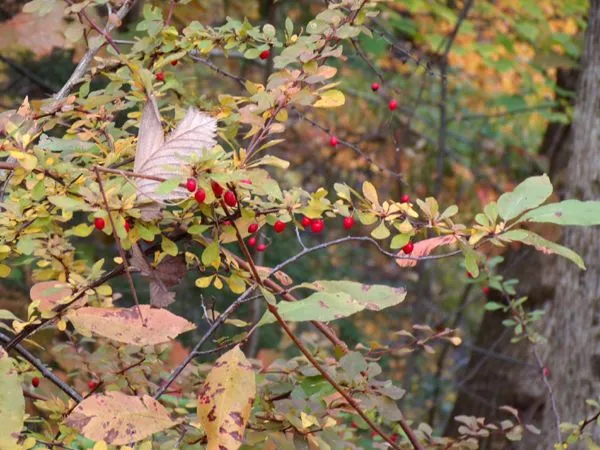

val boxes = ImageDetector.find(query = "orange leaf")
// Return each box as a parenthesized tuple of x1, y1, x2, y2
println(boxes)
(66, 305, 194, 345)
(396, 235, 458, 267)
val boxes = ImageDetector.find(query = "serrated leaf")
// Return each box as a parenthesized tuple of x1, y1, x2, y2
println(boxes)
(197, 346, 256, 450)
(0, 348, 24, 449)
(499, 229, 585, 269)
(497, 174, 552, 221)
(65, 392, 178, 445)
(519, 200, 600, 225)
(259, 281, 406, 325)
(134, 96, 217, 206)
(66, 305, 194, 345)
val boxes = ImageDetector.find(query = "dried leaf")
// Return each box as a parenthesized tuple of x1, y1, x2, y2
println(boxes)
(0, 348, 24, 449)
(134, 96, 217, 206)
(66, 305, 194, 345)
(65, 391, 177, 445)
(255, 266, 293, 286)
(197, 346, 256, 450)
(396, 235, 457, 267)
(130, 244, 184, 307)
(30, 281, 72, 313)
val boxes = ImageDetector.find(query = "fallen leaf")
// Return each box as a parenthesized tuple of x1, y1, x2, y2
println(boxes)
(134, 96, 217, 207)
(198, 346, 256, 450)
(66, 305, 194, 345)
(396, 235, 457, 267)
(65, 391, 177, 445)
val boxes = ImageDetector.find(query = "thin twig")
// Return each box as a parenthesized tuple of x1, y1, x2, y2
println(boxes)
(94, 167, 144, 323)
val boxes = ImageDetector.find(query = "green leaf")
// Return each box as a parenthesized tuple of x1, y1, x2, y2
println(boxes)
(484, 302, 505, 311)
(155, 178, 182, 196)
(371, 221, 390, 239)
(258, 281, 406, 325)
(499, 229, 585, 269)
(519, 200, 600, 226)
(0, 348, 25, 449)
(71, 223, 94, 237)
(340, 351, 367, 379)
(202, 242, 220, 269)
(464, 250, 479, 278)
(161, 236, 178, 256)
(497, 174, 552, 221)
(48, 195, 88, 212)
(390, 233, 410, 250)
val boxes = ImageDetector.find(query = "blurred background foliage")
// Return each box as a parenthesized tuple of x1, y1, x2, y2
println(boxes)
(0, 0, 588, 435)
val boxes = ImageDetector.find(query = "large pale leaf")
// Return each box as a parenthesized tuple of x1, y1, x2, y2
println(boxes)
(497, 174, 553, 221)
(30, 280, 75, 313)
(0, 348, 24, 449)
(396, 235, 457, 267)
(66, 305, 194, 345)
(519, 200, 600, 226)
(499, 229, 585, 269)
(197, 346, 256, 450)
(65, 391, 177, 445)
(134, 96, 217, 203)
(259, 281, 406, 325)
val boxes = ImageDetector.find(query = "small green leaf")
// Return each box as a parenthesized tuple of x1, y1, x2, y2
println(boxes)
(155, 178, 182, 196)
(71, 223, 94, 237)
(48, 195, 88, 212)
(371, 221, 390, 239)
(390, 234, 410, 249)
(484, 302, 504, 311)
(497, 174, 552, 221)
(201, 242, 220, 269)
(313, 89, 345, 108)
(161, 237, 178, 256)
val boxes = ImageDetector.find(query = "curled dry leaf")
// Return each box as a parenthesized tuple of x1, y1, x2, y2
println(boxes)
(133, 96, 217, 211)
(0, 348, 25, 449)
(255, 265, 293, 286)
(198, 345, 256, 450)
(65, 391, 177, 445)
(130, 244, 185, 307)
(66, 305, 194, 345)
(396, 235, 458, 268)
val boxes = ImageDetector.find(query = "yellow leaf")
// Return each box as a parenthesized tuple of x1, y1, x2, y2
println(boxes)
(301, 412, 319, 429)
(9, 151, 37, 171)
(0, 264, 11, 278)
(66, 392, 178, 445)
(93, 441, 108, 450)
(198, 346, 256, 450)
(313, 89, 345, 108)
(362, 181, 379, 207)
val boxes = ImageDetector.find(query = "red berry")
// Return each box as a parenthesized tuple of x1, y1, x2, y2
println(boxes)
(223, 190, 237, 207)
(400, 194, 410, 203)
(32, 376, 40, 388)
(371, 82, 380, 91)
(256, 243, 267, 252)
(248, 237, 257, 247)
(483, 286, 490, 295)
(402, 241, 414, 254)
(301, 216, 312, 227)
(248, 223, 258, 233)
(542, 367, 551, 378)
(211, 181, 224, 197)
(241, 179, 252, 185)
(388, 99, 398, 111)
(343, 216, 355, 230)
(223, 220, 232, 226)
(170, 60, 178, 66)
(156, 72, 165, 82)
(273, 220, 286, 233)
(186, 178, 197, 192)
(88, 380, 97, 390)
(329, 135, 338, 148)
(350, 422, 358, 429)
(94, 217, 105, 230)
(310, 219, 324, 233)
(194, 188, 206, 203)
(124, 221, 131, 232)
(467, 271, 473, 279)
(259, 49, 270, 60)
(391, 434, 398, 443)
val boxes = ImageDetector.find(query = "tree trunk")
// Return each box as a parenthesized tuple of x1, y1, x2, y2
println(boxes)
(445, 2, 600, 448)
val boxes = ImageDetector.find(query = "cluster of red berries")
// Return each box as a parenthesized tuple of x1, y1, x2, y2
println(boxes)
(185, 178, 238, 208)
(246, 221, 266, 252)
(93, 217, 132, 232)
(370, 81, 397, 111)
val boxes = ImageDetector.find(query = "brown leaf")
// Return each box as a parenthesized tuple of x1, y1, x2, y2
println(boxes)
(66, 305, 194, 345)
(30, 281, 71, 313)
(255, 266, 293, 286)
(130, 244, 185, 307)
(198, 346, 256, 450)
(0, 6, 66, 57)
(65, 391, 177, 445)
(133, 96, 217, 206)
(396, 235, 458, 267)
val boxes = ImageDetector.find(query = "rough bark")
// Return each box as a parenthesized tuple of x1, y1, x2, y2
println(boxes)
(444, 2, 600, 448)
